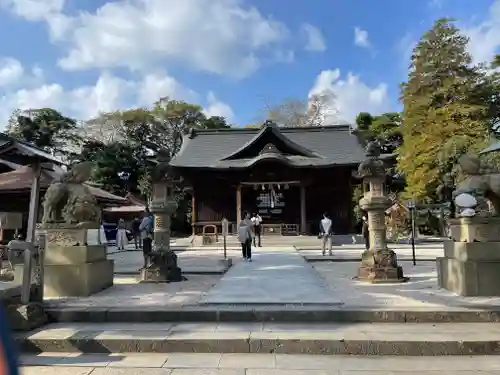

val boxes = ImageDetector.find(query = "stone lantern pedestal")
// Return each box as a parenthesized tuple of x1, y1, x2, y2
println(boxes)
(355, 142, 407, 283)
(140, 178, 184, 283)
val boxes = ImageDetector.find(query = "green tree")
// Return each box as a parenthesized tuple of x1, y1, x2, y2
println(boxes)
(7, 108, 82, 155)
(355, 112, 373, 131)
(398, 18, 493, 201)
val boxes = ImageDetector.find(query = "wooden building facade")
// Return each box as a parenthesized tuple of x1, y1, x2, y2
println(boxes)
(170, 121, 368, 235)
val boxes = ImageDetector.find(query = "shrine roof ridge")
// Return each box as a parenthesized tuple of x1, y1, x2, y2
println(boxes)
(189, 124, 354, 136)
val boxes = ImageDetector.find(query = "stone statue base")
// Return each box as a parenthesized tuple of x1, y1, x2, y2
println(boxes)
(437, 218, 500, 296)
(6, 302, 47, 331)
(40, 223, 114, 297)
(356, 249, 408, 283)
(140, 250, 186, 283)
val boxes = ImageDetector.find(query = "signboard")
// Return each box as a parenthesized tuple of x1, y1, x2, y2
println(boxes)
(221, 218, 229, 237)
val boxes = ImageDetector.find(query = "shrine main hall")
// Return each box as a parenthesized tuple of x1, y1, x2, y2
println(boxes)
(170, 121, 369, 236)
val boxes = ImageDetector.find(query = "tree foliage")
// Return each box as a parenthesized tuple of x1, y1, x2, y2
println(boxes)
(6, 108, 82, 156)
(73, 98, 231, 198)
(397, 18, 494, 201)
(263, 92, 339, 127)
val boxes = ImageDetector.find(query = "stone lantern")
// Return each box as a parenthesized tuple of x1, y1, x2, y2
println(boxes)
(356, 141, 407, 283)
(140, 154, 184, 283)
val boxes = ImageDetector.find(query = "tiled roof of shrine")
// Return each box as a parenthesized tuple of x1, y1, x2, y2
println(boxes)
(170, 122, 369, 169)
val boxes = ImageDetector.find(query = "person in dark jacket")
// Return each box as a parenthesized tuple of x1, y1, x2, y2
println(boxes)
(0, 306, 19, 375)
(362, 216, 370, 250)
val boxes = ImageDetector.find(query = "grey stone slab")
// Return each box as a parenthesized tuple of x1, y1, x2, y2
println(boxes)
(91, 369, 172, 375)
(200, 247, 340, 305)
(107, 354, 169, 368)
(218, 353, 275, 369)
(163, 353, 221, 368)
(55, 354, 123, 367)
(21, 367, 95, 375)
(247, 371, 329, 375)
(20, 353, 70, 366)
(170, 370, 244, 375)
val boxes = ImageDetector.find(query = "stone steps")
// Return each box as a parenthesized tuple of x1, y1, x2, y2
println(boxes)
(16, 322, 500, 356)
(44, 306, 500, 323)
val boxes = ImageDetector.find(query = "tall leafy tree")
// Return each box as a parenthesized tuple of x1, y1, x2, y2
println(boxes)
(398, 18, 493, 200)
(7, 108, 82, 156)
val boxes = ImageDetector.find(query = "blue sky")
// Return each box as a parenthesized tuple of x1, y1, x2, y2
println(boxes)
(0, 0, 497, 128)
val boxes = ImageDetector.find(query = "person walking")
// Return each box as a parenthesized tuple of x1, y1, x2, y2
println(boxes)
(139, 208, 154, 267)
(251, 212, 262, 247)
(116, 218, 128, 250)
(238, 212, 253, 262)
(362, 215, 370, 250)
(319, 213, 333, 256)
(132, 217, 141, 250)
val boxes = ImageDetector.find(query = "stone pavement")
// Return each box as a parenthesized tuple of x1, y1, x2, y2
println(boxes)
(108, 248, 239, 275)
(300, 243, 444, 261)
(19, 353, 500, 374)
(200, 247, 340, 305)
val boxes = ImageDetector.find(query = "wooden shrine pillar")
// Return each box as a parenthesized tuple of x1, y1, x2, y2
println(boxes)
(300, 185, 306, 234)
(236, 184, 242, 230)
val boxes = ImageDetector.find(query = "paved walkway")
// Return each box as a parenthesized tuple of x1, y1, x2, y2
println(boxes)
(20, 353, 500, 374)
(200, 247, 340, 305)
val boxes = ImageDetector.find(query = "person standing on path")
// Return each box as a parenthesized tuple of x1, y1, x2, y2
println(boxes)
(251, 212, 262, 247)
(139, 208, 154, 267)
(362, 215, 370, 250)
(319, 213, 333, 256)
(238, 212, 253, 262)
(116, 218, 128, 250)
(132, 217, 141, 250)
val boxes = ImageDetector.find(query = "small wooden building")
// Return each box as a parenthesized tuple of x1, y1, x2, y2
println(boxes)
(170, 121, 368, 235)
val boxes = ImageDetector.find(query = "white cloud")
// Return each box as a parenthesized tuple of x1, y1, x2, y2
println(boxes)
(204, 92, 235, 121)
(15, 0, 291, 78)
(0, 62, 233, 126)
(300, 23, 326, 52)
(464, 0, 500, 65)
(309, 69, 390, 124)
(354, 27, 370, 48)
(0, 0, 64, 20)
(0, 58, 23, 86)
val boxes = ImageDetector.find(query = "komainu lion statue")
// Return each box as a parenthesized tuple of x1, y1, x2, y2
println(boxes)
(42, 162, 101, 225)
(453, 155, 500, 216)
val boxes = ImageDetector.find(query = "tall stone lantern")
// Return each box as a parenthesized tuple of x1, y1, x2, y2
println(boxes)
(140, 154, 184, 283)
(356, 142, 407, 283)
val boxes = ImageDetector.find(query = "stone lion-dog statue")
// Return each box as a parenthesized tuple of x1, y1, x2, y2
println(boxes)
(41, 162, 101, 225)
(453, 155, 500, 216)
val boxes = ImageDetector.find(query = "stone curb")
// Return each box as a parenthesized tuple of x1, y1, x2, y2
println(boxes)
(15, 335, 500, 356)
(44, 308, 500, 323)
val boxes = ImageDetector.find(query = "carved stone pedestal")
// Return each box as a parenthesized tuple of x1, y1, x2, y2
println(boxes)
(357, 249, 407, 283)
(42, 223, 114, 297)
(140, 251, 185, 283)
(437, 217, 500, 296)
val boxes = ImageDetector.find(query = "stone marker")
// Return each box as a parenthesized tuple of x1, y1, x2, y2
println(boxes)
(354, 141, 407, 283)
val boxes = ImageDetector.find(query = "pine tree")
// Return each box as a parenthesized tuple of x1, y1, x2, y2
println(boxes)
(398, 18, 493, 200)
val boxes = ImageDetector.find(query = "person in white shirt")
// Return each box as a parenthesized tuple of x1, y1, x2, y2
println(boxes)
(238, 212, 254, 261)
(319, 213, 333, 256)
(251, 212, 262, 247)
